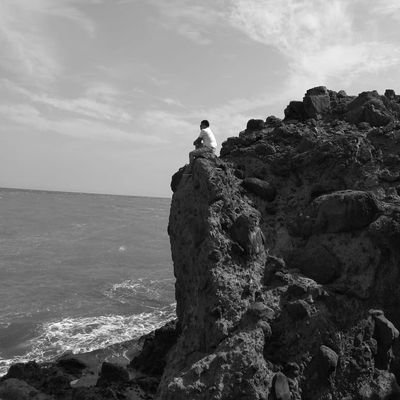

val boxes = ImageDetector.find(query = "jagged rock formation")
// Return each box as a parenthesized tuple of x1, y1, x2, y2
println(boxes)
(161, 87, 400, 399)
(2, 87, 400, 400)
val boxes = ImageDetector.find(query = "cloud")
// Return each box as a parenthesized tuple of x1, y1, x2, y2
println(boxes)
(146, 0, 225, 45)
(30, 94, 133, 123)
(0, 103, 164, 145)
(2, 79, 133, 123)
(372, 0, 400, 15)
(17, 0, 97, 35)
(162, 98, 184, 107)
(228, 0, 400, 84)
(0, 0, 97, 83)
(0, 4, 60, 82)
(230, 0, 353, 51)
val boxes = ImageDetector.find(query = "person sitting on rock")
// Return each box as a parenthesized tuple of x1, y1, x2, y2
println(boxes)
(189, 120, 217, 163)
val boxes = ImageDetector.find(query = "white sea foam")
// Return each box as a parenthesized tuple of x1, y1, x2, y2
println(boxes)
(0, 304, 176, 376)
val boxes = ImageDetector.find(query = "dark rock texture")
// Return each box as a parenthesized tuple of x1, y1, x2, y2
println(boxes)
(0, 344, 151, 399)
(247, 119, 266, 132)
(284, 86, 400, 127)
(242, 177, 277, 201)
(161, 87, 400, 399)
(130, 319, 179, 377)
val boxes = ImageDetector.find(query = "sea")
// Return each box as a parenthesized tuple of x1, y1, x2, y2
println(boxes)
(0, 188, 175, 376)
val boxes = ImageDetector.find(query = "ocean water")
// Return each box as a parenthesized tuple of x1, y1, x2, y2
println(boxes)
(0, 188, 175, 375)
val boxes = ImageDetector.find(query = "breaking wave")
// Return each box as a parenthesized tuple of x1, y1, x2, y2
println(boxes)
(0, 303, 176, 376)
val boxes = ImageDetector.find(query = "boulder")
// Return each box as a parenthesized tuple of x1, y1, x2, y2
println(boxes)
(312, 190, 379, 234)
(242, 177, 277, 201)
(303, 86, 331, 119)
(284, 101, 306, 121)
(270, 372, 291, 400)
(384, 89, 396, 100)
(265, 115, 282, 127)
(317, 345, 339, 380)
(246, 119, 265, 131)
(306, 86, 329, 96)
(363, 100, 393, 126)
(345, 91, 393, 126)
(370, 310, 399, 370)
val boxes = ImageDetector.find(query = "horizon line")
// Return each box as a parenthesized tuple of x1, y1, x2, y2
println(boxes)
(0, 186, 171, 200)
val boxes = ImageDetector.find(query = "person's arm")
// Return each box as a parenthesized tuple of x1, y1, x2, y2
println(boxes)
(193, 137, 202, 146)
(193, 131, 204, 147)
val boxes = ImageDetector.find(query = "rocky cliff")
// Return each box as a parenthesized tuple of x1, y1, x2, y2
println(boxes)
(161, 87, 400, 399)
(2, 87, 400, 400)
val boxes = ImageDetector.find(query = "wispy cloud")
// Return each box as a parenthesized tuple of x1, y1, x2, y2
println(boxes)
(372, 0, 400, 15)
(0, 103, 164, 145)
(162, 98, 184, 107)
(0, 3, 60, 82)
(29, 93, 133, 123)
(2, 79, 133, 123)
(146, 0, 225, 45)
(0, 0, 96, 83)
(230, 0, 351, 52)
(228, 0, 400, 84)
(19, 0, 97, 35)
(0, 78, 158, 144)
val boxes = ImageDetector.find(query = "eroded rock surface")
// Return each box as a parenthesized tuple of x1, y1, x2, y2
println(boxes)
(160, 87, 400, 399)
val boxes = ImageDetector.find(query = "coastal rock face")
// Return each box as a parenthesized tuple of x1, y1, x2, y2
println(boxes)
(160, 87, 400, 399)
(162, 157, 270, 399)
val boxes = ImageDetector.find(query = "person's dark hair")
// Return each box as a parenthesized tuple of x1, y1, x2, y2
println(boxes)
(200, 120, 210, 127)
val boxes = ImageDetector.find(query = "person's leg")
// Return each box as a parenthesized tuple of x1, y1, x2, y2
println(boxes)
(189, 145, 206, 163)
(189, 146, 216, 163)
(189, 149, 197, 163)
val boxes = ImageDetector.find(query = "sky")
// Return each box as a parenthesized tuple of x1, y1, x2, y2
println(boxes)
(1, 0, 400, 198)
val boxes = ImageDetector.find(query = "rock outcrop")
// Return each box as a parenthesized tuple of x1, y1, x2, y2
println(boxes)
(161, 87, 400, 399)
(3, 87, 400, 399)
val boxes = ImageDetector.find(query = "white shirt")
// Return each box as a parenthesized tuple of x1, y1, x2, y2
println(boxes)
(199, 127, 217, 149)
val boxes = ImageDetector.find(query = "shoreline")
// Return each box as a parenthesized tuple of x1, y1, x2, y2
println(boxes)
(0, 327, 162, 399)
